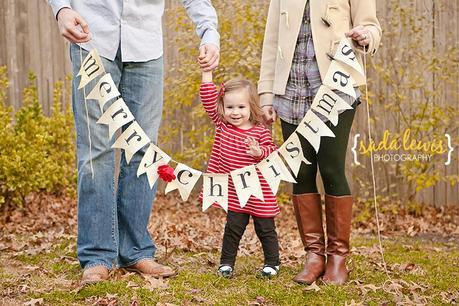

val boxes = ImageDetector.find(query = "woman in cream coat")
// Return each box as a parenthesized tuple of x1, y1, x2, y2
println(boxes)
(259, 0, 381, 285)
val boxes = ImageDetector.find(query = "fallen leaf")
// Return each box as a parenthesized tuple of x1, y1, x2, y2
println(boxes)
(24, 298, 44, 306)
(304, 282, 321, 292)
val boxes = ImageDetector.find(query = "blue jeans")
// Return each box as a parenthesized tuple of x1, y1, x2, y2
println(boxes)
(70, 44, 164, 270)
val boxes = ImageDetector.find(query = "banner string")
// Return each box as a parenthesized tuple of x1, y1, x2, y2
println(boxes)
(363, 47, 389, 277)
(79, 45, 95, 178)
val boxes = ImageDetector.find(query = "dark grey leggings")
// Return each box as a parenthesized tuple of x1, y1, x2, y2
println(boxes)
(280, 107, 356, 196)
(220, 211, 280, 267)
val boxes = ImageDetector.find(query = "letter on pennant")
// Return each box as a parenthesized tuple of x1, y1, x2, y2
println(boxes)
(333, 38, 364, 76)
(112, 121, 150, 164)
(137, 143, 171, 188)
(257, 151, 296, 195)
(165, 163, 202, 201)
(323, 60, 357, 99)
(202, 174, 228, 212)
(278, 133, 311, 177)
(296, 110, 335, 153)
(97, 98, 135, 139)
(310, 86, 353, 126)
(78, 49, 105, 89)
(230, 165, 264, 208)
(87, 73, 121, 112)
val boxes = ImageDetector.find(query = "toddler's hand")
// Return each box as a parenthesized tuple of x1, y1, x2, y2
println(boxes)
(245, 137, 262, 158)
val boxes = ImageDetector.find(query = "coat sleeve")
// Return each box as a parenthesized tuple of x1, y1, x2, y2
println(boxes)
(258, 0, 280, 95)
(350, 0, 382, 55)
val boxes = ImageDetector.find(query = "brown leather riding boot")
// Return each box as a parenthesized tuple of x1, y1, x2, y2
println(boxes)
(323, 194, 353, 285)
(292, 193, 326, 284)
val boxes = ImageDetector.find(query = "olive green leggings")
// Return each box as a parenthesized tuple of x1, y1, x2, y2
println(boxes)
(281, 107, 356, 196)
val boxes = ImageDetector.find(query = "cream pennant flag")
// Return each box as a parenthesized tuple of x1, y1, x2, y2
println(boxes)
(334, 38, 364, 76)
(296, 110, 335, 153)
(87, 73, 120, 112)
(202, 173, 228, 212)
(78, 49, 105, 89)
(310, 86, 353, 126)
(165, 163, 202, 201)
(278, 132, 311, 177)
(323, 60, 357, 99)
(257, 151, 296, 195)
(112, 121, 150, 164)
(230, 164, 264, 208)
(97, 98, 135, 139)
(137, 143, 171, 189)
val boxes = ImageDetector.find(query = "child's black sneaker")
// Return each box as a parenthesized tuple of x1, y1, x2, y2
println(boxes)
(217, 265, 233, 278)
(257, 265, 279, 279)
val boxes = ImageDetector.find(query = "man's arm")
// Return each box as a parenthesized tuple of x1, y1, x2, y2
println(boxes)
(181, 0, 220, 71)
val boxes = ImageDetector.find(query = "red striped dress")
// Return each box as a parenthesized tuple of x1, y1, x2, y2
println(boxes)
(200, 82, 280, 218)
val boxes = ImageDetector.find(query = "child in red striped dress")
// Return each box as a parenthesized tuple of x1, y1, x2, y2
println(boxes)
(200, 70, 280, 278)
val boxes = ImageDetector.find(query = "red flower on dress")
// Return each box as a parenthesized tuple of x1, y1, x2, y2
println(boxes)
(157, 164, 176, 182)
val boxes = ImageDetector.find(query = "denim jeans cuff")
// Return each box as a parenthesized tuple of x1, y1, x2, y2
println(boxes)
(83, 262, 113, 271)
(118, 255, 154, 268)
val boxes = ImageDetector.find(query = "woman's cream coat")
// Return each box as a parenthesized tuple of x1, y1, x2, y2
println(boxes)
(258, 0, 382, 103)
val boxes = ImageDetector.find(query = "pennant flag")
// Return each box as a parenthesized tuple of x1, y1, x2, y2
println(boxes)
(97, 98, 135, 139)
(296, 110, 335, 153)
(165, 163, 202, 201)
(87, 73, 121, 112)
(257, 151, 296, 195)
(137, 143, 171, 189)
(310, 86, 353, 126)
(202, 173, 228, 212)
(78, 49, 105, 89)
(278, 132, 311, 177)
(112, 121, 150, 164)
(230, 164, 264, 208)
(323, 60, 357, 99)
(333, 38, 364, 76)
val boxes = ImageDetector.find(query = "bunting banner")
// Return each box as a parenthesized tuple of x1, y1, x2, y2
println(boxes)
(257, 151, 296, 195)
(230, 164, 264, 208)
(87, 73, 121, 112)
(296, 110, 336, 153)
(310, 85, 353, 126)
(97, 98, 135, 139)
(202, 174, 228, 212)
(78, 36, 364, 213)
(165, 163, 202, 201)
(137, 143, 171, 188)
(278, 132, 311, 177)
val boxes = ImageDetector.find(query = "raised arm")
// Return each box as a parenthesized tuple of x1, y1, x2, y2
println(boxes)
(200, 71, 222, 126)
(182, 0, 220, 71)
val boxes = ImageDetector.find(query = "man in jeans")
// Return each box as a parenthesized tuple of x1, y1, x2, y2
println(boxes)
(48, 0, 220, 284)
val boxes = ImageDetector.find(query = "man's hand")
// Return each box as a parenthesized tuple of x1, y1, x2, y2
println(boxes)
(198, 44, 220, 72)
(345, 25, 370, 47)
(57, 8, 91, 44)
(245, 137, 262, 158)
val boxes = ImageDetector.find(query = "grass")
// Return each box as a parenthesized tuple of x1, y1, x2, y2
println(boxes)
(1, 235, 458, 305)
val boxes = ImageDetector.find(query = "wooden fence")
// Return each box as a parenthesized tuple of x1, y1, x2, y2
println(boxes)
(0, 0, 457, 206)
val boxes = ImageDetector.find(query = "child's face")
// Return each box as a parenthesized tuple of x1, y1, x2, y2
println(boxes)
(222, 89, 252, 129)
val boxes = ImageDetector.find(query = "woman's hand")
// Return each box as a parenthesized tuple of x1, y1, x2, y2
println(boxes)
(262, 105, 277, 125)
(245, 137, 262, 158)
(56, 8, 92, 43)
(346, 25, 370, 47)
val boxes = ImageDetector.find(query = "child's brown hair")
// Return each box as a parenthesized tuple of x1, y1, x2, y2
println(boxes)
(216, 79, 263, 125)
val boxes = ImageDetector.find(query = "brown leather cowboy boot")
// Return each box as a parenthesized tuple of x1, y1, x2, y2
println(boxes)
(292, 193, 326, 284)
(323, 194, 353, 285)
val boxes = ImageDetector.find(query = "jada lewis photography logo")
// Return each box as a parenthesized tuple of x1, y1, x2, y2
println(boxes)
(351, 128, 455, 165)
